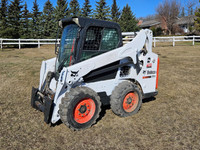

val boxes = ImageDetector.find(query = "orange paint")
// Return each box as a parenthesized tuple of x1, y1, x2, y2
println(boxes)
(156, 58, 159, 89)
(143, 76, 151, 79)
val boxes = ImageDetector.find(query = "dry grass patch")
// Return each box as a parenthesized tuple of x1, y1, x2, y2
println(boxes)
(0, 45, 200, 149)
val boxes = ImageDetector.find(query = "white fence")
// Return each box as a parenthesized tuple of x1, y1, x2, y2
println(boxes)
(122, 34, 200, 47)
(0, 39, 61, 49)
(1, 33, 200, 49)
(153, 36, 200, 47)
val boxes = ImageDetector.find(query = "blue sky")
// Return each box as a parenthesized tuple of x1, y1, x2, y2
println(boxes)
(23, 0, 199, 18)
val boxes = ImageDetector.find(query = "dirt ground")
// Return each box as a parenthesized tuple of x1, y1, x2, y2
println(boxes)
(0, 44, 200, 150)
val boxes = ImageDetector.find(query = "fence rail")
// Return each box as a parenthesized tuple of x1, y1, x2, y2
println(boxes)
(1, 33, 200, 49)
(153, 36, 200, 47)
(0, 39, 61, 49)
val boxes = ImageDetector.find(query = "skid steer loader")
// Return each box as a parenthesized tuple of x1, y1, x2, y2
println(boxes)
(31, 17, 159, 130)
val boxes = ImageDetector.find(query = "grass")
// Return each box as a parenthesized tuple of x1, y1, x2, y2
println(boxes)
(0, 44, 200, 149)
(155, 41, 200, 47)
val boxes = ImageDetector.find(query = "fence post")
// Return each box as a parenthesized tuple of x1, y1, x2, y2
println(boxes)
(173, 36, 175, 47)
(0, 38, 2, 49)
(154, 37, 156, 47)
(19, 38, 21, 49)
(193, 36, 195, 46)
(38, 39, 40, 48)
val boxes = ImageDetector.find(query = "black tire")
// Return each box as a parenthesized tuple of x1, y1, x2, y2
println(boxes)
(59, 87, 101, 130)
(110, 81, 142, 117)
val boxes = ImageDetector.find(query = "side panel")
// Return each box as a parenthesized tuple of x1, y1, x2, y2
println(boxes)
(84, 79, 122, 96)
(135, 53, 158, 94)
(83, 61, 120, 83)
(39, 57, 56, 91)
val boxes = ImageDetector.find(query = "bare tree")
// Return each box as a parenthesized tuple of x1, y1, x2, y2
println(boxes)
(184, 0, 198, 33)
(186, 0, 197, 16)
(156, 0, 180, 35)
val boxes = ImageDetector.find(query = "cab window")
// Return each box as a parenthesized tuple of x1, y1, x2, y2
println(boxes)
(100, 28, 119, 51)
(81, 27, 119, 61)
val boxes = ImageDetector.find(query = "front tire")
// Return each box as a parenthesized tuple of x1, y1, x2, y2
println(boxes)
(110, 81, 142, 117)
(59, 87, 101, 130)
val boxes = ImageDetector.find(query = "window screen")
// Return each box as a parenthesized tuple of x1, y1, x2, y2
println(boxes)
(100, 28, 119, 50)
(81, 27, 119, 61)
(83, 26, 103, 51)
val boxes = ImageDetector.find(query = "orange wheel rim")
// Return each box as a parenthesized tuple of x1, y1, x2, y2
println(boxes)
(123, 92, 139, 112)
(73, 98, 96, 124)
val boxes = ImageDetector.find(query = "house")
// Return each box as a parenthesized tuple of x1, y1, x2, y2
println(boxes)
(176, 15, 196, 33)
(138, 20, 161, 29)
(138, 15, 197, 34)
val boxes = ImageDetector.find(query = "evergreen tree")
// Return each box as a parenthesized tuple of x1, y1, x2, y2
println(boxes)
(0, 0, 8, 37)
(111, 0, 120, 22)
(7, 0, 23, 38)
(54, 0, 68, 38)
(195, 6, 199, 14)
(94, 0, 110, 20)
(21, 2, 30, 38)
(119, 4, 138, 32)
(69, 0, 80, 16)
(195, 0, 200, 32)
(54, 0, 68, 21)
(189, 7, 194, 15)
(31, 0, 42, 38)
(81, 0, 92, 17)
(180, 7, 185, 17)
(42, 0, 54, 38)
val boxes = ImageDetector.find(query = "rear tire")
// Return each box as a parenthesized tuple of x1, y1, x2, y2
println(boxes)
(59, 87, 101, 130)
(110, 81, 142, 117)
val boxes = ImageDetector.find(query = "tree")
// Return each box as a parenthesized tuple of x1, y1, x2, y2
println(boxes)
(31, 0, 42, 38)
(7, 0, 23, 38)
(119, 4, 138, 32)
(180, 7, 185, 17)
(156, 0, 180, 35)
(111, 0, 120, 22)
(21, 2, 30, 38)
(0, 0, 8, 37)
(150, 26, 163, 36)
(54, 0, 68, 21)
(81, 0, 92, 17)
(195, 0, 200, 32)
(94, 0, 110, 20)
(186, 0, 196, 16)
(69, 0, 80, 16)
(42, 0, 55, 38)
(54, 0, 68, 38)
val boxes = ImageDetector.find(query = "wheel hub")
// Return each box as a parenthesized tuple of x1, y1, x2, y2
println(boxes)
(79, 105, 87, 114)
(126, 97, 133, 104)
(123, 92, 139, 112)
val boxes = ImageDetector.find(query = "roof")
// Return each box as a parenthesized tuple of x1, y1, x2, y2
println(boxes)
(139, 20, 160, 28)
(176, 15, 196, 25)
(139, 15, 197, 28)
(59, 16, 121, 30)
